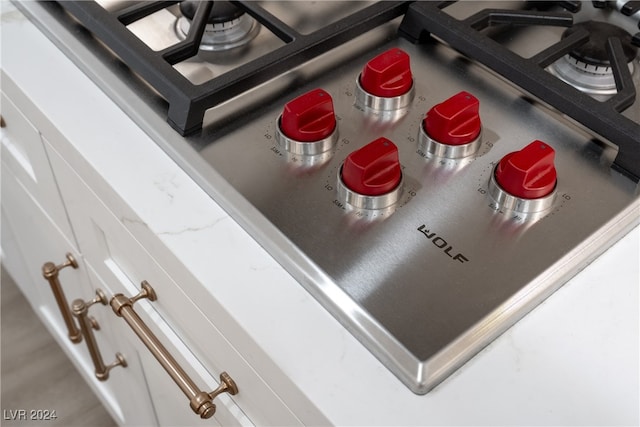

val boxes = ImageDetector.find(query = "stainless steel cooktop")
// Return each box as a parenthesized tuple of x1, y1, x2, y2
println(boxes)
(16, 0, 640, 393)
(199, 36, 639, 392)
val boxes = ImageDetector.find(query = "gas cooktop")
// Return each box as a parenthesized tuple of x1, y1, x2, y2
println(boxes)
(16, 0, 640, 393)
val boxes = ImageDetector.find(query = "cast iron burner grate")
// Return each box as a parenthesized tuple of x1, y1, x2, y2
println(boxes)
(398, 1, 640, 182)
(56, 1, 411, 136)
(56, 1, 639, 181)
(593, 1, 640, 24)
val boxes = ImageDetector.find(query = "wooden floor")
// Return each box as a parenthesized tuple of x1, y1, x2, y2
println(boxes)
(1, 266, 116, 427)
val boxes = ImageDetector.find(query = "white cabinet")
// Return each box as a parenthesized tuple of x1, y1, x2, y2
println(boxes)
(1, 87, 254, 426)
(0, 94, 131, 426)
(0, 92, 90, 338)
(0, 92, 75, 244)
(47, 144, 251, 425)
(1, 90, 79, 309)
(1, 160, 87, 335)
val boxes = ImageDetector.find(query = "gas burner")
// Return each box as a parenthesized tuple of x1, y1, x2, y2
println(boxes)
(175, 1, 259, 51)
(550, 20, 638, 95)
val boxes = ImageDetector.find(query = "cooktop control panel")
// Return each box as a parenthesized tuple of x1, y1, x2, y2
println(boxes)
(201, 37, 638, 393)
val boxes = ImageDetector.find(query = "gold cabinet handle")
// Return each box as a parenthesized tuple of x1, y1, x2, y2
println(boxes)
(42, 253, 82, 343)
(110, 281, 238, 419)
(72, 289, 127, 381)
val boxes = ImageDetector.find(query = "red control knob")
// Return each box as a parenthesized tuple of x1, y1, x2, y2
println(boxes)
(281, 88, 336, 142)
(360, 48, 413, 98)
(342, 137, 402, 196)
(495, 141, 557, 199)
(424, 91, 481, 145)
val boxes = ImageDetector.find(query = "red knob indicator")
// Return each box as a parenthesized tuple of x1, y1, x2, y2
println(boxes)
(424, 91, 481, 145)
(280, 88, 336, 142)
(495, 141, 557, 199)
(360, 48, 413, 98)
(342, 137, 402, 196)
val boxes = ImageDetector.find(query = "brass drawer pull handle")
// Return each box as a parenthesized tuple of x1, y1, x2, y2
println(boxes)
(110, 281, 238, 419)
(42, 253, 82, 343)
(72, 289, 127, 381)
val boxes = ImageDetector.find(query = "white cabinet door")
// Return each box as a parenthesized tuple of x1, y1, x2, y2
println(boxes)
(0, 90, 76, 243)
(0, 91, 146, 426)
(0, 164, 133, 426)
(0, 90, 79, 308)
(1, 160, 90, 341)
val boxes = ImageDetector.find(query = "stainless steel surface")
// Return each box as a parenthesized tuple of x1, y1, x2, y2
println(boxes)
(198, 36, 639, 391)
(14, 1, 640, 394)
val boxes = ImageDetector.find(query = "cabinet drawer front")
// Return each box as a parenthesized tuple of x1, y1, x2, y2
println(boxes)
(0, 91, 75, 243)
(45, 136, 300, 426)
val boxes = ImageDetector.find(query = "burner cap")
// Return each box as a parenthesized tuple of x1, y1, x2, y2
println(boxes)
(179, 1, 245, 24)
(563, 21, 638, 66)
(175, 1, 259, 51)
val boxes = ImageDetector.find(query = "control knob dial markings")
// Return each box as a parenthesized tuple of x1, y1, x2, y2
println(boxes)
(360, 48, 413, 97)
(418, 91, 482, 159)
(488, 140, 558, 214)
(355, 48, 415, 111)
(337, 137, 403, 209)
(495, 140, 557, 199)
(276, 88, 338, 155)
